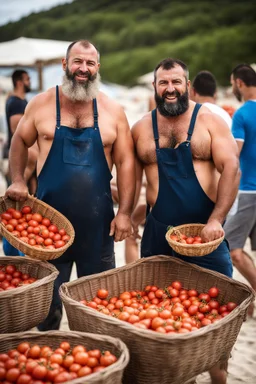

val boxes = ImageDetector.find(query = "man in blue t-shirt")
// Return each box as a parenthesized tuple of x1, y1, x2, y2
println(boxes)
(224, 64, 256, 310)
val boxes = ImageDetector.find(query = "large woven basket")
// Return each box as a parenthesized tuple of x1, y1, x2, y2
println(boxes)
(0, 195, 75, 260)
(0, 330, 129, 384)
(0, 256, 59, 333)
(165, 223, 224, 256)
(60, 255, 255, 384)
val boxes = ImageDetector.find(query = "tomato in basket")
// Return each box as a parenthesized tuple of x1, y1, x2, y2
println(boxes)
(1, 207, 70, 250)
(0, 264, 37, 292)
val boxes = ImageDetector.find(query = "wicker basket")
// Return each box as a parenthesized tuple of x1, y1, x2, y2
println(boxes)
(0, 330, 129, 384)
(0, 256, 59, 333)
(165, 223, 224, 256)
(0, 195, 75, 261)
(60, 255, 255, 384)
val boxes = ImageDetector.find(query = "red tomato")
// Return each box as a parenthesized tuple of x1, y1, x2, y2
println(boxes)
(171, 281, 182, 290)
(21, 206, 31, 214)
(12, 210, 22, 220)
(97, 289, 109, 299)
(59, 229, 66, 236)
(48, 224, 58, 233)
(55, 240, 65, 248)
(186, 237, 194, 244)
(1, 213, 12, 221)
(42, 218, 51, 227)
(31, 213, 43, 223)
(226, 302, 238, 311)
(208, 287, 219, 298)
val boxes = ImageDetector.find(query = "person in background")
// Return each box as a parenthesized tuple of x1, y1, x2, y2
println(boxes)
(5, 40, 135, 330)
(224, 64, 256, 314)
(4, 69, 38, 256)
(190, 70, 232, 129)
(132, 58, 240, 384)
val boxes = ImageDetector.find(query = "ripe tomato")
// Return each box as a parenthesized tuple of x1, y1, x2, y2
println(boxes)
(12, 210, 22, 220)
(48, 224, 58, 233)
(226, 302, 237, 311)
(97, 289, 109, 299)
(186, 237, 194, 244)
(21, 206, 31, 214)
(55, 240, 65, 249)
(31, 213, 43, 223)
(208, 287, 219, 298)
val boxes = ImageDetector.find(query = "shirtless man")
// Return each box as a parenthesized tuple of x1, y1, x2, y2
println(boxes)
(6, 40, 135, 330)
(132, 58, 240, 384)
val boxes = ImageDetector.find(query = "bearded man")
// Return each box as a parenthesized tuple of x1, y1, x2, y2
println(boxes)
(6, 40, 135, 330)
(132, 57, 241, 384)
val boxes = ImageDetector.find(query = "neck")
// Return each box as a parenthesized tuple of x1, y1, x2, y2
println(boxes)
(13, 87, 25, 99)
(242, 86, 256, 102)
(196, 95, 215, 104)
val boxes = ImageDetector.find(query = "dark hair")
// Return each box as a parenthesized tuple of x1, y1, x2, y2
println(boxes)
(11, 69, 28, 87)
(192, 70, 217, 97)
(66, 40, 100, 62)
(231, 64, 256, 86)
(154, 58, 189, 82)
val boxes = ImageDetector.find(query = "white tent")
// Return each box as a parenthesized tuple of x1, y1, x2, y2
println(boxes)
(0, 37, 71, 90)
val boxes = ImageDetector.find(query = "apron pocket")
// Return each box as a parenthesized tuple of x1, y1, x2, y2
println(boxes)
(63, 137, 93, 166)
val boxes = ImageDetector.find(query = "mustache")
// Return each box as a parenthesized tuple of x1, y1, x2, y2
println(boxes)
(163, 90, 181, 98)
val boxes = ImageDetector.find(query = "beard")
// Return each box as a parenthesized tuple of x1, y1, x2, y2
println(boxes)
(155, 87, 189, 117)
(62, 67, 101, 102)
(233, 85, 242, 102)
(24, 84, 31, 93)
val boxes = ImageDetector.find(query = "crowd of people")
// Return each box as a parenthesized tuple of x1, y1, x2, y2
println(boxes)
(2, 39, 256, 383)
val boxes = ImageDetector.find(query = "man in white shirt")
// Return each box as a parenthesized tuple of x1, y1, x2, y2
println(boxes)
(190, 70, 232, 128)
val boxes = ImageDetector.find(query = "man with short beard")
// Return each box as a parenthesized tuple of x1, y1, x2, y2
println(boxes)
(6, 40, 135, 330)
(4, 69, 38, 255)
(132, 58, 240, 383)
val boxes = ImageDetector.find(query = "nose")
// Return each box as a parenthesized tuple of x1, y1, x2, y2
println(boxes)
(79, 61, 88, 72)
(166, 83, 175, 93)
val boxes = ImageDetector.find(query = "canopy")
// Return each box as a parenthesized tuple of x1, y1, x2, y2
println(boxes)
(0, 37, 71, 90)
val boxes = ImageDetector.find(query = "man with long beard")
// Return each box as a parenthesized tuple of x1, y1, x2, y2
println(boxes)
(6, 40, 135, 330)
(132, 58, 240, 383)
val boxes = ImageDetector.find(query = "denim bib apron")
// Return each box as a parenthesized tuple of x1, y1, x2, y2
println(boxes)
(37, 86, 115, 330)
(141, 104, 232, 277)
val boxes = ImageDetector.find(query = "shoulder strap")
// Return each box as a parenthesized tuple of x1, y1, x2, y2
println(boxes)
(56, 85, 61, 129)
(93, 98, 99, 129)
(186, 103, 202, 141)
(152, 109, 159, 149)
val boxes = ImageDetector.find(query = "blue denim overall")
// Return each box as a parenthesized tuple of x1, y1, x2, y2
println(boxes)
(37, 86, 115, 330)
(141, 104, 233, 277)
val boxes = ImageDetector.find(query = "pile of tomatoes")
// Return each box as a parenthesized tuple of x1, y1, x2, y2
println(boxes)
(80, 283, 238, 334)
(0, 341, 118, 383)
(1, 206, 70, 250)
(169, 233, 203, 244)
(0, 264, 37, 292)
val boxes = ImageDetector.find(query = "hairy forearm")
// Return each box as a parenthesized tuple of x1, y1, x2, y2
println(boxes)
(208, 163, 241, 224)
(9, 135, 29, 183)
(116, 160, 136, 216)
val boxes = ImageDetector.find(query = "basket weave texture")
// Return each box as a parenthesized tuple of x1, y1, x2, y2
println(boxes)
(0, 330, 129, 384)
(0, 256, 59, 333)
(166, 223, 224, 256)
(60, 255, 255, 384)
(0, 195, 75, 260)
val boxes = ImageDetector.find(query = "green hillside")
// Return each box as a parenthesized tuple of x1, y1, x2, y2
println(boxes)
(0, 0, 255, 85)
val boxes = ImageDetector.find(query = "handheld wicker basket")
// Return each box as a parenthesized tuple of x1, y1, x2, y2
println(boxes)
(0, 195, 75, 261)
(0, 256, 59, 333)
(60, 255, 255, 384)
(0, 330, 129, 384)
(165, 223, 224, 256)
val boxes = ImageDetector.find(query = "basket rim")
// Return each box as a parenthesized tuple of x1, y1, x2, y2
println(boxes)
(59, 255, 255, 342)
(165, 223, 225, 248)
(0, 330, 130, 383)
(0, 256, 59, 298)
(0, 195, 75, 257)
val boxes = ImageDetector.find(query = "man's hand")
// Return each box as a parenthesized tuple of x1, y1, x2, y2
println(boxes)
(201, 219, 225, 243)
(109, 212, 132, 242)
(5, 181, 29, 201)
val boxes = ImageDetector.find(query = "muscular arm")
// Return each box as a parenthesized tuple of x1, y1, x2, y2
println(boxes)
(110, 106, 135, 241)
(203, 114, 241, 241)
(6, 99, 38, 201)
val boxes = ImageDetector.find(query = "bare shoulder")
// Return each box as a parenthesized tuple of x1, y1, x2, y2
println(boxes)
(132, 112, 151, 140)
(197, 105, 230, 133)
(26, 87, 55, 113)
(98, 91, 125, 117)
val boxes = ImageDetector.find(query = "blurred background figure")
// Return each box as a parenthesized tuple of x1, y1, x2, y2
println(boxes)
(3, 69, 38, 256)
(190, 70, 232, 129)
(224, 64, 256, 315)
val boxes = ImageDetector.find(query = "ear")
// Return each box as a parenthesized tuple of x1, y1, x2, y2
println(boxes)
(62, 58, 67, 71)
(236, 78, 243, 88)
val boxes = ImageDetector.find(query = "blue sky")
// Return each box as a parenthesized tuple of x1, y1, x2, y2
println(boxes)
(0, 0, 73, 26)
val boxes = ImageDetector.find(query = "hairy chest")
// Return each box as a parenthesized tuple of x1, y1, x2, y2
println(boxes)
(137, 124, 211, 165)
